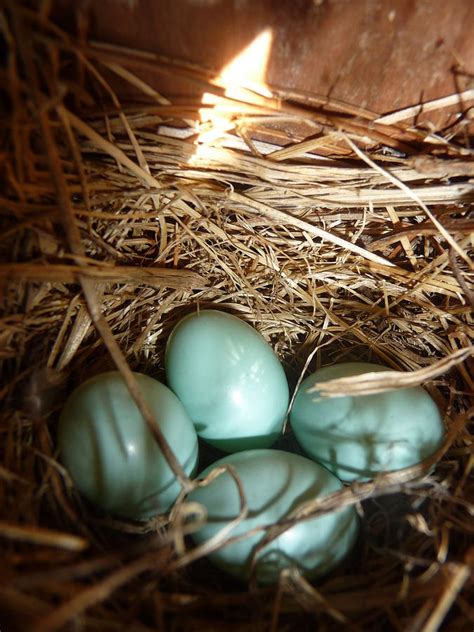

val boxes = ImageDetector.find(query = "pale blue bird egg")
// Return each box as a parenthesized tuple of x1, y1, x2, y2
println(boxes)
(58, 371, 199, 519)
(290, 362, 445, 482)
(188, 449, 359, 583)
(165, 310, 289, 452)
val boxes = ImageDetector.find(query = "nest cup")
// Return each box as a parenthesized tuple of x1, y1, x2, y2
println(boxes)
(1, 4, 473, 632)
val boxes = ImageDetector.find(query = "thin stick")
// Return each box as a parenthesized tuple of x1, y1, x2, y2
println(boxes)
(0, 521, 88, 551)
(309, 346, 474, 397)
(0, 262, 206, 289)
(418, 563, 471, 632)
(376, 89, 474, 125)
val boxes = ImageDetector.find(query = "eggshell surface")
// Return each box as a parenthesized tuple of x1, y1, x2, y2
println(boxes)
(58, 371, 198, 519)
(165, 310, 289, 452)
(188, 449, 358, 583)
(290, 362, 444, 482)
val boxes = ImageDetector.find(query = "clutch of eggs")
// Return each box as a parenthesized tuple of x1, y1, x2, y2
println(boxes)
(57, 310, 445, 583)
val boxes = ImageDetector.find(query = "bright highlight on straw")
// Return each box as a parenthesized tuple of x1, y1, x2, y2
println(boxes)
(192, 29, 273, 155)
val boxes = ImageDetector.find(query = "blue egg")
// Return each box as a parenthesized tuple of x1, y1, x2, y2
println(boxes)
(58, 371, 199, 519)
(290, 362, 445, 481)
(165, 310, 289, 452)
(188, 449, 358, 583)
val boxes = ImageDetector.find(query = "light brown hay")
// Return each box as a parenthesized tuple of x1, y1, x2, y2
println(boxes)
(1, 4, 473, 632)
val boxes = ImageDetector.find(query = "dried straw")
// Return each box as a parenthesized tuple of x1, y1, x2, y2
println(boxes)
(1, 3, 473, 632)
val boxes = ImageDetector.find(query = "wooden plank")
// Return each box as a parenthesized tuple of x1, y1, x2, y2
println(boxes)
(55, 0, 474, 126)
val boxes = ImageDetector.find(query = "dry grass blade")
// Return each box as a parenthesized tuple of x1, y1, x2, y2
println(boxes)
(0, 521, 88, 551)
(102, 61, 171, 106)
(309, 346, 474, 397)
(0, 262, 207, 290)
(418, 563, 471, 632)
(278, 569, 349, 625)
(376, 89, 474, 125)
(34, 551, 171, 632)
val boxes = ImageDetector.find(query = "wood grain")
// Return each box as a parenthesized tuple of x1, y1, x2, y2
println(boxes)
(56, 0, 474, 124)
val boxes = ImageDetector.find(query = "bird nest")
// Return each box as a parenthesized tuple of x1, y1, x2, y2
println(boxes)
(1, 4, 473, 631)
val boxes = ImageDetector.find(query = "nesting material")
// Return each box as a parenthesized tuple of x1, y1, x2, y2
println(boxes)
(1, 5, 473, 632)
